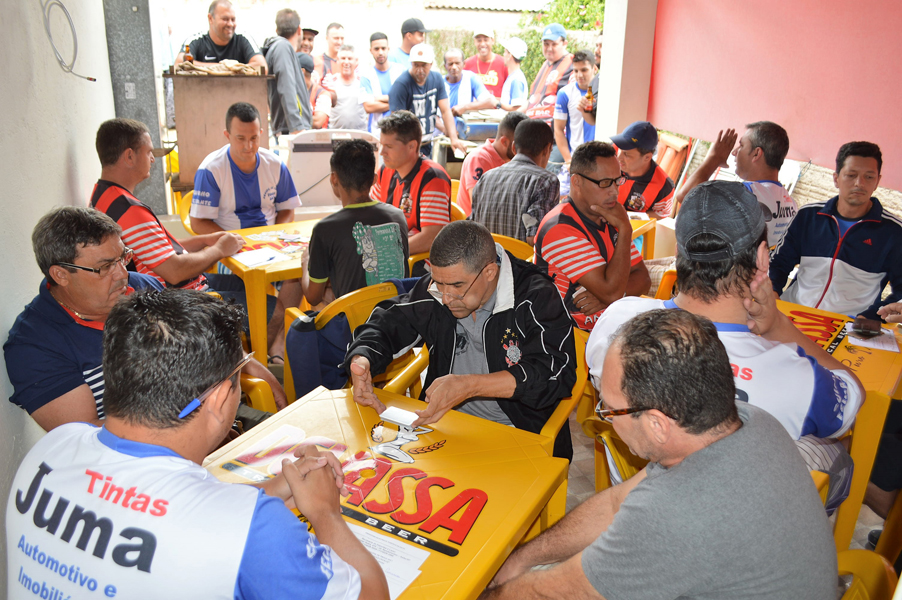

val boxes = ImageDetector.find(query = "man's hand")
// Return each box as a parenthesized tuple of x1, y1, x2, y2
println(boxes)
(488, 551, 530, 589)
(261, 445, 346, 508)
(214, 232, 245, 256)
(450, 139, 468, 155)
(281, 454, 342, 521)
(709, 128, 738, 167)
(452, 106, 464, 118)
(743, 268, 780, 336)
(349, 355, 386, 413)
(573, 286, 605, 316)
(595, 200, 631, 233)
(577, 96, 593, 114)
(878, 303, 902, 323)
(413, 374, 472, 426)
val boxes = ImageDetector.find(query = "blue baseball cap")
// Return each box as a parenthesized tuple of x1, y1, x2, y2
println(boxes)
(610, 121, 659, 151)
(541, 23, 566, 41)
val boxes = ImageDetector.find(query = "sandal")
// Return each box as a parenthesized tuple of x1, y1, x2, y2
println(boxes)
(268, 354, 285, 365)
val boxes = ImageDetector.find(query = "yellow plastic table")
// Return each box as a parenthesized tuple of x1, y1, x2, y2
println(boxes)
(218, 221, 318, 355)
(778, 300, 902, 396)
(205, 387, 569, 600)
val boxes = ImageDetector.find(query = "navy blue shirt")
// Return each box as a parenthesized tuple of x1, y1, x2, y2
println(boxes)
(4, 273, 162, 416)
(389, 70, 448, 141)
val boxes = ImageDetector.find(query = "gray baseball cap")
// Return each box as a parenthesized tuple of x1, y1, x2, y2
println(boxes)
(676, 181, 767, 262)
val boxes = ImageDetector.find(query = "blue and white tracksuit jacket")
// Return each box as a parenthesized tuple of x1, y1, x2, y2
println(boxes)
(769, 196, 902, 320)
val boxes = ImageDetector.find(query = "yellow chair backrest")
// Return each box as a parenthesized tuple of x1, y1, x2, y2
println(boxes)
(450, 179, 460, 206)
(492, 233, 535, 261)
(655, 269, 677, 300)
(536, 327, 590, 456)
(839, 549, 898, 600)
(834, 390, 892, 551)
(178, 191, 196, 236)
(240, 375, 278, 414)
(451, 202, 466, 221)
(282, 281, 411, 403)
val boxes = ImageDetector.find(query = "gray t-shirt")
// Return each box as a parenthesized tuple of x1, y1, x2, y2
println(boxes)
(330, 79, 367, 131)
(582, 402, 836, 600)
(451, 289, 513, 426)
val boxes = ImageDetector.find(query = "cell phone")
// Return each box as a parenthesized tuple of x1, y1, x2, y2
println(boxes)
(850, 317, 884, 339)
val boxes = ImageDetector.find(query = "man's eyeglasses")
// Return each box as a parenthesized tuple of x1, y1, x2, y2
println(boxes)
(57, 248, 134, 277)
(428, 262, 492, 302)
(595, 398, 671, 424)
(178, 352, 255, 419)
(575, 172, 628, 189)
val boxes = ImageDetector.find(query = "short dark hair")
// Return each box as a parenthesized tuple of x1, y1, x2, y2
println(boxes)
(836, 141, 883, 174)
(208, 0, 230, 16)
(430, 221, 496, 274)
(32, 207, 122, 285)
(514, 119, 554, 160)
(326, 22, 343, 34)
(572, 49, 595, 67)
(103, 289, 245, 428)
(225, 102, 260, 131)
(570, 140, 617, 175)
(370, 32, 388, 44)
(676, 228, 767, 302)
(377, 110, 422, 149)
(330, 139, 376, 192)
(275, 8, 300, 38)
(612, 309, 739, 435)
(95, 118, 149, 167)
(498, 111, 528, 140)
(745, 121, 789, 170)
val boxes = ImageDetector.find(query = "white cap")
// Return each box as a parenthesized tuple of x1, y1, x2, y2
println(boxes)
(409, 43, 435, 64)
(501, 37, 528, 60)
(473, 28, 495, 39)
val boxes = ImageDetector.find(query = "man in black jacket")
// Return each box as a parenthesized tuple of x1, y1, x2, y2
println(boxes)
(346, 221, 577, 459)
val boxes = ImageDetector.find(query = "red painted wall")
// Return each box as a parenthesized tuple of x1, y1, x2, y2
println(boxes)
(647, 0, 902, 190)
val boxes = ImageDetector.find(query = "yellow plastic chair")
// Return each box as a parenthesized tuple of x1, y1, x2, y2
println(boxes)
(240, 375, 278, 414)
(839, 549, 898, 600)
(492, 234, 535, 261)
(451, 202, 466, 221)
(282, 282, 420, 403)
(178, 191, 196, 235)
(875, 490, 902, 570)
(654, 269, 677, 300)
(656, 133, 691, 183)
(450, 179, 460, 206)
(834, 391, 893, 551)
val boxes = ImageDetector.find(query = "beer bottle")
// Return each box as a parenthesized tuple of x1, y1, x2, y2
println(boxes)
(185, 44, 194, 63)
(584, 86, 595, 113)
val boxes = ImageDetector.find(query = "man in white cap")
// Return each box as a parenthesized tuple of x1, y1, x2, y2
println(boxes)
(498, 37, 529, 113)
(464, 28, 507, 97)
(389, 43, 466, 156)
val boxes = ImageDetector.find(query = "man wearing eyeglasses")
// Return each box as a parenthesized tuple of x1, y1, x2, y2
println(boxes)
(484, 309, 837, 599)
(535, 141, 650, 331)
(611, 121, 675, 220)
(6, 289, 390, 600)
(584, 181, 864, 510)
(344, 221, 577, 460)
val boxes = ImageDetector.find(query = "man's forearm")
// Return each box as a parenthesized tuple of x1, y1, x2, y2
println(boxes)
(308, 512, 389, 599)
(408, 226, 441, 255)
(624, 263, 651, 297)
(462, 371, 517, 400)
(364, 98, 390, 113)
(190, 217, 225, 234)
(275, 209, 295, 224)
(553, 123, 571, 163)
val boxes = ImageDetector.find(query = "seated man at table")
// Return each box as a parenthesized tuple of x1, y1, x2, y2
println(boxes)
(370, 110, 452, 257)
(346, 221, 577, 459)
(586, 181, 864, 509)
(3, 208, 287, 432)
(770, 141, 902, 320)
(673, 122, 797, 247)
(191, 101, 302, 360)
(535, 141, 649, 331)
(470, 118, 559, 245)
(303, 139, 409, 306)
(175, 0, 266, 70)
(611, 121, 674, 219)
(6, 289, 389, 600)
(456, 110, 527, 215)
(92, 118, 247, 297)
(482, 309, 837, 600)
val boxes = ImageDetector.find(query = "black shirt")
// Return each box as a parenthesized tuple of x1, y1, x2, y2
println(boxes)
(184, 32, 260, 64)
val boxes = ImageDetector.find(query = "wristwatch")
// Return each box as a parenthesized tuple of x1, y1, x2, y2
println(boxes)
(495, 101, 502, 109)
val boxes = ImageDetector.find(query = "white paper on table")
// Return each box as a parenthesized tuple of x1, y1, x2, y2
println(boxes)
(231, 247, 292, 268)
(843, 323, 900, 353)
(627, 211, 650, 220)
(246, 232, 279, 241)
(348, 523, 430, 599)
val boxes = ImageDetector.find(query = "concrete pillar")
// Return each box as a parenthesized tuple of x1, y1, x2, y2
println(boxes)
(102, 0, 166, 213)
(595, 0, 658, 140)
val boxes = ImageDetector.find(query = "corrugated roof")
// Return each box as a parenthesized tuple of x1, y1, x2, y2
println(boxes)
(425, 0, 548, 12)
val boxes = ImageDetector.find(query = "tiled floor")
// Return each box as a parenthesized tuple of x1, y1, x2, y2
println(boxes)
(563, 413, 884, 551)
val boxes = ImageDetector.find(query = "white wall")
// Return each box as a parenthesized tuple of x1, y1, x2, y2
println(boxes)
(0, 0, 114, 590)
